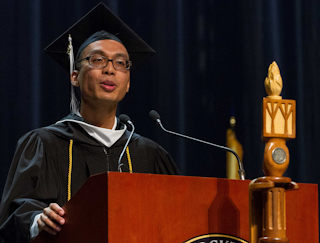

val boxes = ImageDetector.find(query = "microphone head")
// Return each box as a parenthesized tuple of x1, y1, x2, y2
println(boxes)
(119, 114, 131, 124)
(149, 110, 160, 121)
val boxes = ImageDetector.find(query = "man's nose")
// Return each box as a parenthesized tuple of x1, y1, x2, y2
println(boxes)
(103, 59, 115, 74)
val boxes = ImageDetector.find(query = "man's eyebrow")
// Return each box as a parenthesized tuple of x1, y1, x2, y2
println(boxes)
(87, 50, 129, 59)
(113, 53, 129, 59)
(87, 50, 105, 56)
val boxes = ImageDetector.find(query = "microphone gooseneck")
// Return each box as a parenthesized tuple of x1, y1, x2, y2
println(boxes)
(118, 114, 135, 172)
(149, 110, 246, 180)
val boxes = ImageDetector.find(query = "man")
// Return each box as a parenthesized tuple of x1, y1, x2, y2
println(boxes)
(0, 3, 178, 242)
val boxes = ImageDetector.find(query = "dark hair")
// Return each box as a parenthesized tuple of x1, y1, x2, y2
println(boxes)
(76, 30, 122, 62)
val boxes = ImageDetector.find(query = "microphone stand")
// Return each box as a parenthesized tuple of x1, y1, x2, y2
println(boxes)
(118, 116, 135, 172)
(153, 114, 245, 180)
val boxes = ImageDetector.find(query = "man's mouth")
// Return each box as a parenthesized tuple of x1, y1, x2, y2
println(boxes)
(100, 81, 116, 92)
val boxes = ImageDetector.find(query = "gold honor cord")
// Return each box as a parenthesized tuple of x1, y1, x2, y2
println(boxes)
(126, 146, 133, 173)
(67, 141, 133, 201)
(67, 139, 74, 201)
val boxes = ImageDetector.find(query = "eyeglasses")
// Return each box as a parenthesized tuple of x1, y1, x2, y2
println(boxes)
(77, 54, 132, 71)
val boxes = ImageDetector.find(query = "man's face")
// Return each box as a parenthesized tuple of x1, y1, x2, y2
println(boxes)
(71, 39, 130, 107)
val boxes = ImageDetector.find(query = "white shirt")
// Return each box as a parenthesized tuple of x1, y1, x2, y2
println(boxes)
(57, 116, 126, 147)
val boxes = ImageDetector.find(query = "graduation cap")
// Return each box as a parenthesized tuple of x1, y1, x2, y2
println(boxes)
(44, 2, 156, 113)
(45, 2, 156, 73)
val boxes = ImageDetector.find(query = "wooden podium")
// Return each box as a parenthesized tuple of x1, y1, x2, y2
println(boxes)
(33, 172, 318, 243)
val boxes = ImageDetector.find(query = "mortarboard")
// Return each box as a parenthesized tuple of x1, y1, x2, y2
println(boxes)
(45, 2, 156, 72)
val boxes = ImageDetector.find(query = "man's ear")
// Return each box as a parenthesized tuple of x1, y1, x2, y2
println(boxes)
(70, 70, 80, 87)
(126, 79, 130, 93)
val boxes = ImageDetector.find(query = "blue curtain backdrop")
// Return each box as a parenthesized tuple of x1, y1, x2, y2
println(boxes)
(0, 0, 319, 212)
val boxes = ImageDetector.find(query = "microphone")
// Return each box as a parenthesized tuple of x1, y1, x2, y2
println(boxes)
(149, 110, 246, 180)
(118, 114, 135, 172)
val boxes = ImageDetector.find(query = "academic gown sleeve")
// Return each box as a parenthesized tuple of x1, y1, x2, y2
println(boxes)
(130, 136, 179, 175)
(153, 144, 179, 175)
(0, 130, 59, 243)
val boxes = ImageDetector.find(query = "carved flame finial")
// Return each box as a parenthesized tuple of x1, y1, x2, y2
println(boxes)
(264, 61, 283, 99)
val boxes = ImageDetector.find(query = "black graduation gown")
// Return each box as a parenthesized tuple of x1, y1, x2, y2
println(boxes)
(0, 114, 178, 243)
